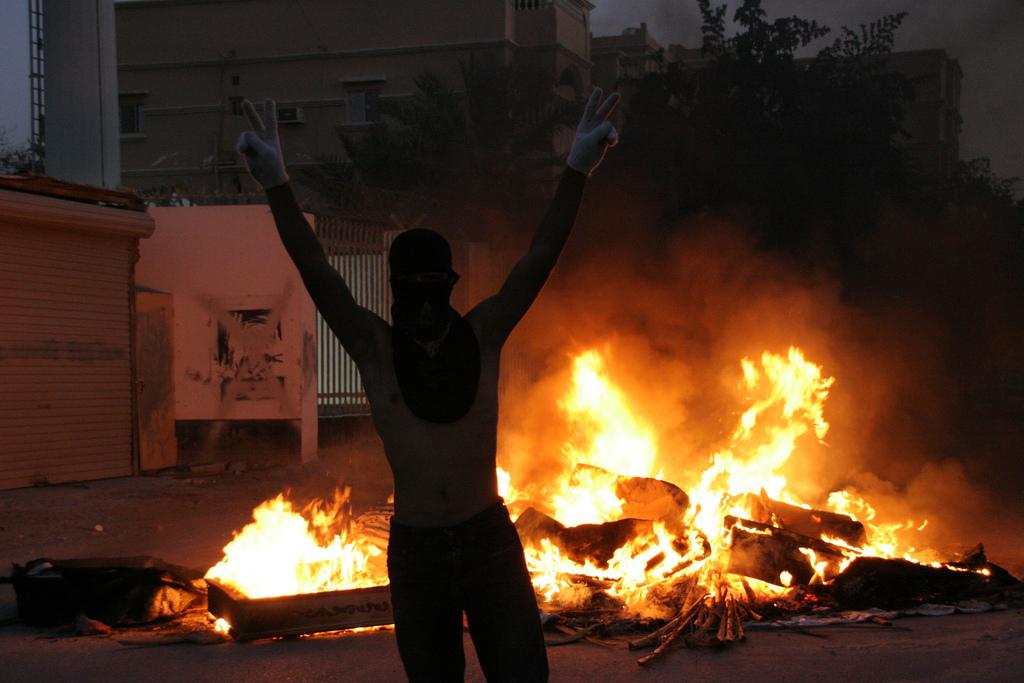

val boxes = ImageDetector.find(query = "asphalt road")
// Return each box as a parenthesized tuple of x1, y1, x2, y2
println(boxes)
(1, 471, 1022, 682)
(2, 608, 1022, 682)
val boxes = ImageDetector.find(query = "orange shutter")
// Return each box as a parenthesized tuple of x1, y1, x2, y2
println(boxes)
(0, 188, 153, 489)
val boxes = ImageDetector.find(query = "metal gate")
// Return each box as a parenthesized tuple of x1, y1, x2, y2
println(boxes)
(314, 214, 392, 416)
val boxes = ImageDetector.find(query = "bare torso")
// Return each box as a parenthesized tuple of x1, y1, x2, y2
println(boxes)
(358, 312, 502, 527)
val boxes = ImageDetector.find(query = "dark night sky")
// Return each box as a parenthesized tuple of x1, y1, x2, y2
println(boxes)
(592, 0, 1024, 195)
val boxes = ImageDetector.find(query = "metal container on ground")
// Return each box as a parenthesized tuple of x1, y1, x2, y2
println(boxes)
(206, 580, 393, 641)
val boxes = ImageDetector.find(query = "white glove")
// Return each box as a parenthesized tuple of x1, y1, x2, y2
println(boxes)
(236, 98, 290, 190)
(567, 88, 620, 176)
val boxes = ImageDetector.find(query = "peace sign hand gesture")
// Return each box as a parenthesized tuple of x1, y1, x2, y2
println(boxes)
(236, 98, 290, 190)
(567, 88, 621, 177)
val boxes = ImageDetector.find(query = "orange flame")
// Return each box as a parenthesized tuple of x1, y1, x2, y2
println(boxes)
(543, 351, 661, 526)
(506, 346, 937, 609)
(204, 489, 387, 599)
(559, 350, 659, 479)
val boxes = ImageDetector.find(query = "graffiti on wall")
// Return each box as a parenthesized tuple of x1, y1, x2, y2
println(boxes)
(216, 308, 284, 401)
(203, 288, 293, 407)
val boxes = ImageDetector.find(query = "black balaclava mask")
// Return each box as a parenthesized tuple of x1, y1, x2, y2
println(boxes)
(388, 229, 480, 423)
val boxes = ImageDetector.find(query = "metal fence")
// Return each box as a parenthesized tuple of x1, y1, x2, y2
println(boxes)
(314, 213, 393, 416)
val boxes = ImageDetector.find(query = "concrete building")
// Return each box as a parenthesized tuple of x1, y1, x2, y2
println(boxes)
(591, 22, 702, 87)
(0, 1, 123, 185)
(43, 0, 123, 188)
(885, 50, 963, 180)
(114, 0, 595, 196)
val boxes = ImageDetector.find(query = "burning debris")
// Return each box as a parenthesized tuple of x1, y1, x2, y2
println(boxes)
(200, 346, 1018, 663)
(204, 489, 386, 599)
(746, 492, 867, 547)
(513, 466, 689, 567)
(725, 516, 849, 587)
(833, 548, 1012, 610)
(514, 507, 658, 568)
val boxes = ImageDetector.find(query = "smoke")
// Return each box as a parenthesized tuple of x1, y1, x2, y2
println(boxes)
(493, 165, 1024, 574)
(590, 0, 703, 47)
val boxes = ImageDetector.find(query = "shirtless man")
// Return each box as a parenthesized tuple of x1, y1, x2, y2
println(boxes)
(237, 88, 619, 682)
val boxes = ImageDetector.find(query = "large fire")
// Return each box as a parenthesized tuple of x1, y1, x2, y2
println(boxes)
(205, 345, 955, 619)
(498, 346, 939, 615)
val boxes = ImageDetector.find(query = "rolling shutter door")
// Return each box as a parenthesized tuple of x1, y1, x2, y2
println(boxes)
(0, 192, 150, 489)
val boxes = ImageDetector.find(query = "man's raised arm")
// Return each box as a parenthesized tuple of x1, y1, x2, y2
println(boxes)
(471, 88, 620, 345)
(237, 99, 384, 360)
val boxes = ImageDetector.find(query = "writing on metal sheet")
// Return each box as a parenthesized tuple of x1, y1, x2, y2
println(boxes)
(297, 601, 391, 619)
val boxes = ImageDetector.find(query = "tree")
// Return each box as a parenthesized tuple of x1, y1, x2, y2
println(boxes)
(344, 71, 468, 193)
(624, 0, 911, 251)
(0, 128, 43, 175)
(950, 157, 1018, 206)
(942, 157, 1023, 238)
(297, 59, 578, 216)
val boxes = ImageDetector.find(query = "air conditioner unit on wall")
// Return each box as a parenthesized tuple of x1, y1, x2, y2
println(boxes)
(278, 106, 305, 124)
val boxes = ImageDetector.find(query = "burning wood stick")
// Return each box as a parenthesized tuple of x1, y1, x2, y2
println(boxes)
(556, 608, 620, 619)
(546, 623, 602, 646)
(728, 597, 744, 640)
(657, 602, 703, 646)
(712, 589, 745, 643)
(677, 576, 699, 611)
(627, 588, 704, 650)
(715, 597, 730, 641)
(627, 624, 673, 651)
(696, 602, 715, 629)
(622, 602, 696, 651)
(735, 601, 756, 624)
(741, 577, 757, 604)
(636, 597, 707, 666)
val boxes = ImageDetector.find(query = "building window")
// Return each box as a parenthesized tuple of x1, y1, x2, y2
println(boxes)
(232, 75, 241, 86)
(348, 90, 379, 123)
(119, 102, 144, 134)
(230, 96, 245, 116)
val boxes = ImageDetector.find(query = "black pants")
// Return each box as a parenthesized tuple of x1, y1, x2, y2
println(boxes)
(387, 501, 549, 682)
